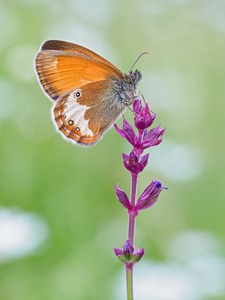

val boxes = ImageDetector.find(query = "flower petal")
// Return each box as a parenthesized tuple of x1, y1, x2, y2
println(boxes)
(135, 180, 164, 210)
(122, 119, 137, 145)
(115, 184, 132, 209)
(134, 104, 154, 129)
(123, 240, 134, 255)
(114, 247, 124, 256)
(123, 152, 145, 174)
(139, 153, 149, 169)
(133, 99, 142, 114)
(142, 126, 165, 149)
(114, 123, 126, 138)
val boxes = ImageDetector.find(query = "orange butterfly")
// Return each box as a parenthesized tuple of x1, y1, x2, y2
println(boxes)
(35, 40, 142, 146)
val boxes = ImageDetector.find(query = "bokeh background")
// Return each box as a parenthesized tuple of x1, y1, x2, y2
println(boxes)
(0, 0, 225, 299)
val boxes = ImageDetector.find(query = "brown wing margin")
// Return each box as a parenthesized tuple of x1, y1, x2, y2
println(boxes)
(40, 40, 121, 73)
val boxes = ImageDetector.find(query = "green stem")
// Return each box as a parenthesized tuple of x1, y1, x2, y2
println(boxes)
(126, 264, 133, 300)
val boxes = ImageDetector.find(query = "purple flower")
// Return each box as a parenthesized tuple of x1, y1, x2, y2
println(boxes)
(134, 101, 155, 130)
(122, 152, 149, 174)
(114, 99, 166, 213)
(113, 97, 167, 273)
(114, 240, 144, 264)
(123, 240, 134, 255)
(114, 120, 137, 146)
(114, 101, 165, 151)
(142, 125, 165, 149)
(135, 180, 164, 211)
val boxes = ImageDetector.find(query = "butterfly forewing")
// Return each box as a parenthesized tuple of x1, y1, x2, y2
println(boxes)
(35, 40, 122, 101)
(40, 40, 121, 72)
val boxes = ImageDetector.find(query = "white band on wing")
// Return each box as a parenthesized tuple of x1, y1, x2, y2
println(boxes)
(64, 91, 94, 137)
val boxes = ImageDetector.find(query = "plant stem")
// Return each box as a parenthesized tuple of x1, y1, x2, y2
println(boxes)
(126, 264, 133, 300)
(128, 172, 138, 245)
(130, 173, 138, 207)
(126, 172, 138, 300)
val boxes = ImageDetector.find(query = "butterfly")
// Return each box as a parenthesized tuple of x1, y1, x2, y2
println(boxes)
(35, 40, 143, 146)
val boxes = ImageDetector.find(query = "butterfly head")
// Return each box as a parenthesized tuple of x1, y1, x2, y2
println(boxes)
(127, 69, 142, 86)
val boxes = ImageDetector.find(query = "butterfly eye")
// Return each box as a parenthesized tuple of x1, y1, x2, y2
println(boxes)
(74, 89, 82, 98)
(128, 78, 133, 84)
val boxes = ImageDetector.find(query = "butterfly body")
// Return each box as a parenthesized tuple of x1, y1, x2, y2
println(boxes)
(35, 40, 142, 146)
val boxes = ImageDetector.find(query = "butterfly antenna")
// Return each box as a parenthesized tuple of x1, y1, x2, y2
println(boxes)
(131, 51, 148, 71)
(139, 93, 155, 113)
(126, 105, 138, 116)
(140, 93, 147, 104)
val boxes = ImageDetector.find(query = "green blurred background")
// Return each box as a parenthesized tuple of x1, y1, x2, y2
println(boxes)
(0, 0, 225, 299)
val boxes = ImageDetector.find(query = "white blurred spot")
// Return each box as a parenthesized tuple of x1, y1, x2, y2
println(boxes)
(142, 71, 190, 112)
(46, 23, 115, 64)
(168, 230, 221, 262)
(69, 0, 113, 24)
(193, 1, 225, 32)
(0, 207, 49, 263)
(135, 262, 199, 300)
(114, 230, 225, 300)
(149, 139, 202, 181)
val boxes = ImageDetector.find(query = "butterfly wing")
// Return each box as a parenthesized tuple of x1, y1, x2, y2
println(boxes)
(54, 79, 125, 145)
(35, 40, 122, 101)
(40, 40, 120, 71)
(35, 40, 126, 145)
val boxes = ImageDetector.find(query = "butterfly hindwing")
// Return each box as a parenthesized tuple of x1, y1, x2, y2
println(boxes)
(53, 80, 125, 145)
